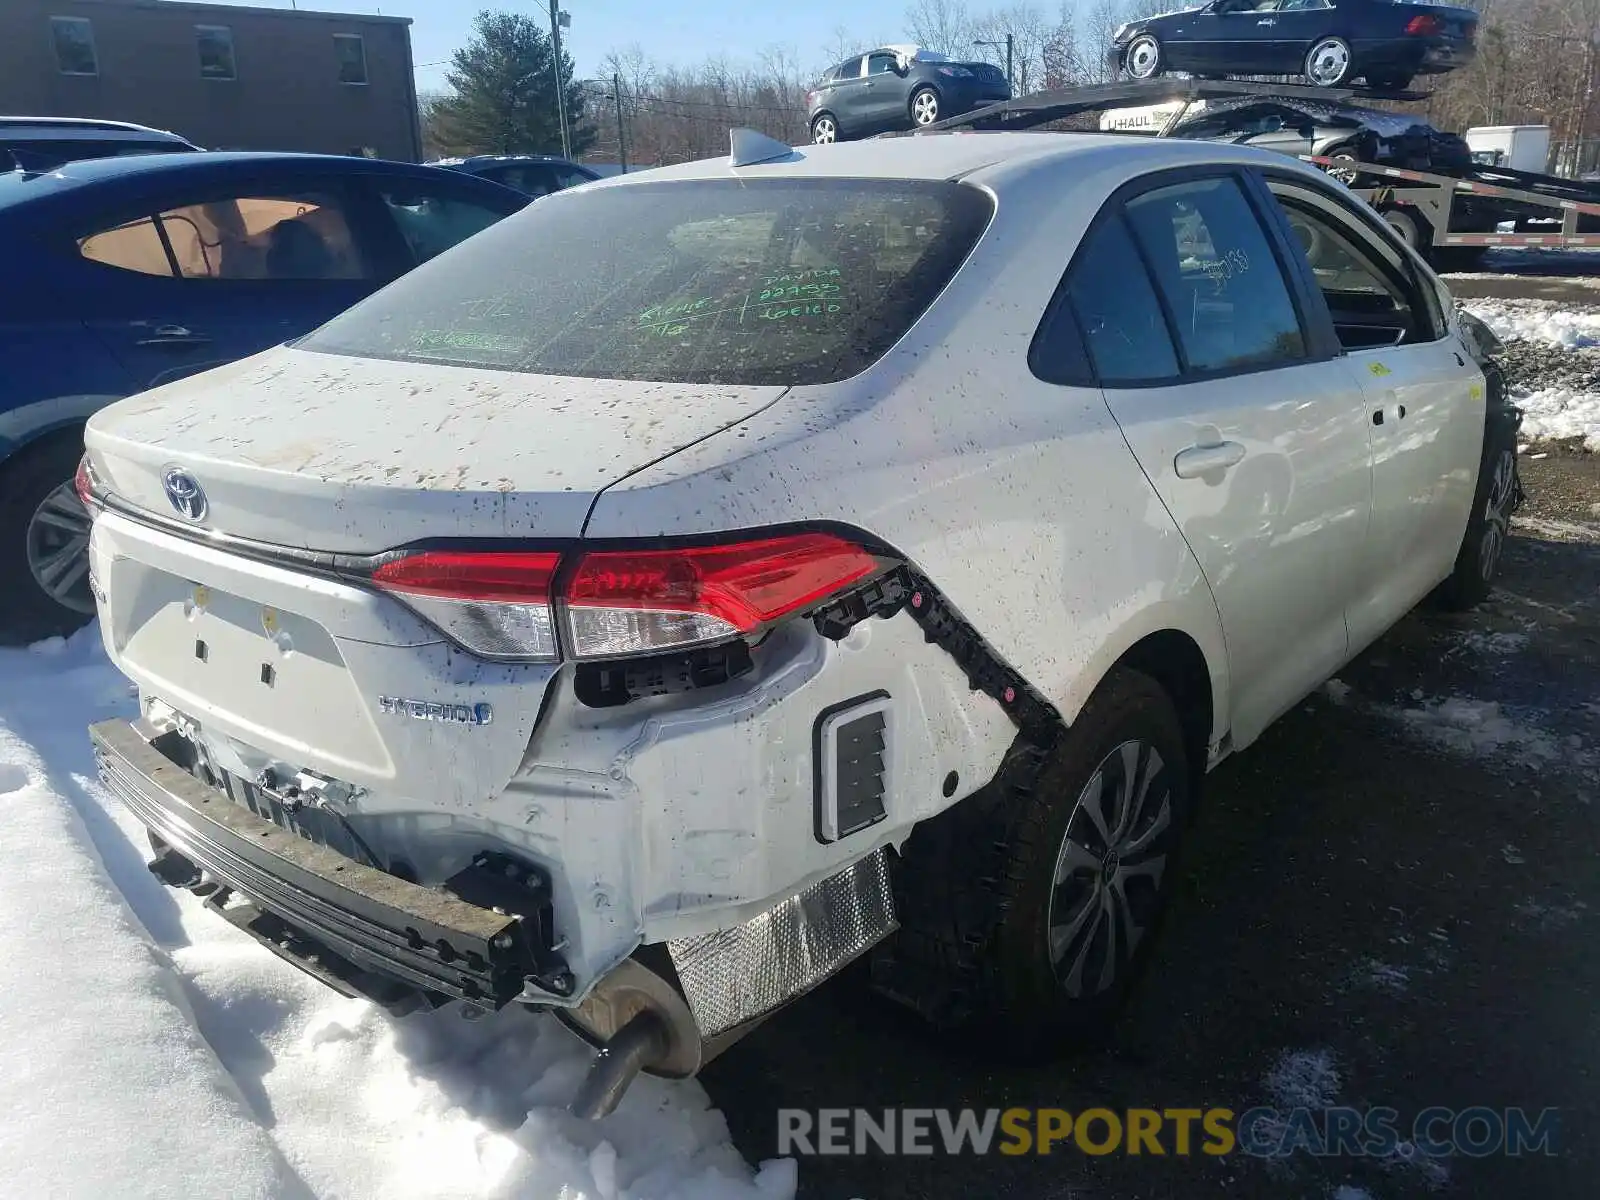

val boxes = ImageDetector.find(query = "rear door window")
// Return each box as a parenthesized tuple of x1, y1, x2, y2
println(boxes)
(302, 178, 994, 385)
(1123, 176, 1307, 374)
(155, 192, 369, 280)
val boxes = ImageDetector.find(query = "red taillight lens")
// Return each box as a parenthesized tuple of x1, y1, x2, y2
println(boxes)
(1405, 14, 1443, 35)
(370, 551, 560, 601)
(74, 454, 95, 507)
(565, 533, 878, 659)
(368, 536, 881, 662)
(372, 551, 561, 660)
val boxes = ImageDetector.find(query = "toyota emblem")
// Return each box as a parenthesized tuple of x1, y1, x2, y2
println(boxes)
(161, 466, 207, 522)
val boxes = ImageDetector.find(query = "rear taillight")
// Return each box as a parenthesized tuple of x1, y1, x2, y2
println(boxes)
(74, 453, 101, 509)
(371, 550, 561, 661)
(565, 533, 877, 659)
(367, 534, 880, 662)
(1405, 14, 1443, 35)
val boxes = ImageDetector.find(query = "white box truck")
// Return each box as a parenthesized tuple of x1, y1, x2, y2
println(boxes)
(1466, 126, 1551, 173)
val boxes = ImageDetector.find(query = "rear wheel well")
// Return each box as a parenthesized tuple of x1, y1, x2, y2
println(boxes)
(1109, 630, 1213, 792)
(5, 422, 88, 470)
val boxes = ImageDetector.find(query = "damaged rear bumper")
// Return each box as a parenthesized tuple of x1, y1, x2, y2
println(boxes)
(91, 717, 568, 1007)
(91, 715, 900, 1107)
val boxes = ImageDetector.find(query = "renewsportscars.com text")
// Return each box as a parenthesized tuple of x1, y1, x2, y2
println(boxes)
(777, 1106, 1559, 1158)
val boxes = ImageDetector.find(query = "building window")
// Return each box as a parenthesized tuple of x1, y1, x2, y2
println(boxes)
(334, 34, 367, 85)
(50, 16, 98, 76)
(196, 26, 236, 80)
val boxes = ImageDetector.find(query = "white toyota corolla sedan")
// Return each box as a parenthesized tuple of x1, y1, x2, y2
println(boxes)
(78, 130, 1520, 1111)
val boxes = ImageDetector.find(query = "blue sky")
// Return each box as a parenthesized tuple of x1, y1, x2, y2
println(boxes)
(210, 0, 913, 91)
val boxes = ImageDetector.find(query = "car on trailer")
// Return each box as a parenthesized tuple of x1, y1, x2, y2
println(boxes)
(807, 44, 1012, 142)
(1110, 0, 1478, 90)
(1164, 97, 1471, 184)
(79, 126, 1519, 1113)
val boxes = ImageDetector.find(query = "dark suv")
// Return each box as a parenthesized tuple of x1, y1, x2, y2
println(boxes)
(806, 46, 1011, 143)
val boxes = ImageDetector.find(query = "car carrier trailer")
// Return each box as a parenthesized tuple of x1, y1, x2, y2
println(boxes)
(894, 76, 1600, 264)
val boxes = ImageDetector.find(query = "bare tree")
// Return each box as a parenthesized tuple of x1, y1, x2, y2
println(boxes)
(905, 0, 976, 56)
(1042, 2, 1089, 89)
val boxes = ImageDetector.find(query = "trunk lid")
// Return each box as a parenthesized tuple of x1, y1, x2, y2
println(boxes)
(84, 344, 788, 553)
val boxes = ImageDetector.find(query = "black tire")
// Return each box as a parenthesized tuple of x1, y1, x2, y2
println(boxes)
(810, 113, 839, 144)
(1124, 35, 1163, 80)
(1381, 205, 1429, 255)
(880, 669, 1192, 1055)
(0, 431, 96, 646)
(1431, 373, 1522, 611)
(909, 86, 941, 127)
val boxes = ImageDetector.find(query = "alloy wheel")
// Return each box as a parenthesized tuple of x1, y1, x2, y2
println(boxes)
(1326, 152, 1361, 186)
(1046, 739, 1175, 999)
(1478, 449, 1516, 583)
(26, 480, 96, 615)
(1306, 38, 1352, 86)
(812, 116, 837, 144)
(1126, 36, 1161, 80)
(912, 91, 940, 125)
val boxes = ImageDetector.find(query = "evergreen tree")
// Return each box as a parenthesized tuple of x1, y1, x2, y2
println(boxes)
(430, 11, 594, 158)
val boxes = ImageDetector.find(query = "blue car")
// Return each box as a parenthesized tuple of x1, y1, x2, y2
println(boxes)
(0, 152, 527, 643)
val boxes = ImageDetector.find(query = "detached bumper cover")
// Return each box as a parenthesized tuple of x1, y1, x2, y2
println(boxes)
(90, 718, 553, 1007)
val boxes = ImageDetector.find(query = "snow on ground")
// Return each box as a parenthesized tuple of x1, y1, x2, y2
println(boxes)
(1460, 298, 1600, 448)
(0, 627, 795, 1200)
(1461, 298, 1600, 348)
(1382, 694, 1592, 770)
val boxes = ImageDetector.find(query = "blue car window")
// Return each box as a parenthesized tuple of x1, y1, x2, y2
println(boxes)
(154, 193, 368, 280)
(78, 216, 174, 276)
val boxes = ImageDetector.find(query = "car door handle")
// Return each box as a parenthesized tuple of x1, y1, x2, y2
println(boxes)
(1257, 17, 1276, 24)
(1174, 441, 1246, 478)
(137, 325, 211, 347)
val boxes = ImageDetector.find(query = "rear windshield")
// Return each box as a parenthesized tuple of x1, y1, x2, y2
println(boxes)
(300, 178, 994, 386)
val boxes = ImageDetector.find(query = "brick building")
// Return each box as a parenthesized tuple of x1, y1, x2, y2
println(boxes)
(0, 0, 422, 161)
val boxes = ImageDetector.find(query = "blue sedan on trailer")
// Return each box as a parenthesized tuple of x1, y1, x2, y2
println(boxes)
(0, 151, 527, 643)
(1111, 0, 1478, 90)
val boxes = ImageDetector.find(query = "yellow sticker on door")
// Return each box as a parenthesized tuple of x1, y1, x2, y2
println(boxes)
(1368, 362, 1393, 377)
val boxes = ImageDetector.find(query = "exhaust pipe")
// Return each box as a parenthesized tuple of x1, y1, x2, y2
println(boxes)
(558, 952, 765, 1119)
(568, 1011, 670, 1119)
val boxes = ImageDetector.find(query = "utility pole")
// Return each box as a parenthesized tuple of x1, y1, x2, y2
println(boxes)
(613, 72, 627, 172)
(548, 0, 571, 159)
